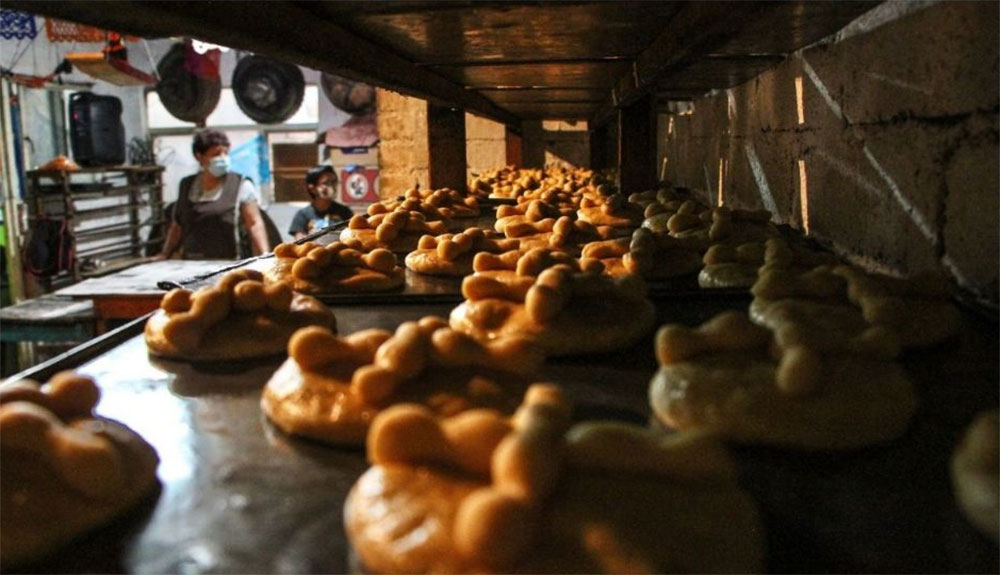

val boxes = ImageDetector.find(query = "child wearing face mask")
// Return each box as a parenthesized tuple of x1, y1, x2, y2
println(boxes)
(288, 165, 355, 240)
(156, 130, 270, 260)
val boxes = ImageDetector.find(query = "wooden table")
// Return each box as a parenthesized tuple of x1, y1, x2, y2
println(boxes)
(54, 260, 234, 332)
(0, 294, 95, 343)
(0, 294, 96, 376)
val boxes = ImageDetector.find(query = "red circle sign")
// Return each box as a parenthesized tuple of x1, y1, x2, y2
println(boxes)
(345, 172, 370, 200)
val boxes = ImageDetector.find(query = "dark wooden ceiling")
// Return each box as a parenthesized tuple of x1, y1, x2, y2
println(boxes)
(8, 1, 878, 127)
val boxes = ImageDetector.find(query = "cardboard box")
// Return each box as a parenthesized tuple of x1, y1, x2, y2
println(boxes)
(328, 146, 378, 167)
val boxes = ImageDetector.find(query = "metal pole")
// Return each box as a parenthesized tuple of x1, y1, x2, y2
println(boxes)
(48, 89, 68, 157)
(1, 78, 26, 303)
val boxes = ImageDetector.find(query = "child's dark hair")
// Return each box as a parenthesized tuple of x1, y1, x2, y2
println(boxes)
(192, 130, 230, 156)
(306, 165, 337, 187)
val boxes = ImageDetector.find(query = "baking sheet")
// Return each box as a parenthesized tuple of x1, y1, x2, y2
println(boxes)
(11, 202, 995, 573)
(6, 297, 997, 573)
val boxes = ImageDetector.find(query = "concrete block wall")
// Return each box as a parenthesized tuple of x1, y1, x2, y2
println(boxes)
(376, 88, 430, 196)
(523, 120, 590, 169)
(661, 1, 999, 306)
(378, 92, 593, 194)
(466, 113, 506, 181)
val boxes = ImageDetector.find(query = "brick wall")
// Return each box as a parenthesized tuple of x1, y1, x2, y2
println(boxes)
(661, 1, 999, 305)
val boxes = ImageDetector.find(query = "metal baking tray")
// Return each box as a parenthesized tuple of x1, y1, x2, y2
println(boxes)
(5, 295, 998, 574)
(9, 204, 995, 573)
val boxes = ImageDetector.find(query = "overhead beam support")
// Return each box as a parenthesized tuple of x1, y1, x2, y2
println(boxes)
(505, 127, 523, 168)
(618, 93, 656, 193)
(427, 104, 467, 191)
(591, 1, 773, 128)
(7, 0, 521, 127)
(589, 124, 610, 171)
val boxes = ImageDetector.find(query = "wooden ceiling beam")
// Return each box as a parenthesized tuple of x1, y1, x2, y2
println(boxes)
(8, 0, 522, 126)
(416, 57, 631, 68)
(590, 1, 777, 128)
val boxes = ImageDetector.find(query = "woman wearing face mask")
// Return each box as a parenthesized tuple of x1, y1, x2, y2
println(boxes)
(289, 165, 355, 240)
(156, 130, 270, 260)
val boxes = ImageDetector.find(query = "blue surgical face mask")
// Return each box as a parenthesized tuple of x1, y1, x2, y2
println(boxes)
(207, 155, 230, 177)
(314, 183, 336, 199)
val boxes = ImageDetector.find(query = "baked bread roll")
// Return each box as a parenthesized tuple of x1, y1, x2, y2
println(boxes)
(833, 265, 961, 348)
(511, 215, 623, 255)
(698, 241, 766, 288)
(626, 187, 662, 208)
(345, 385, 764, 573)
(751, 262, 961, 349)
(470, 166, 541, 200)
(706, 206, 777, 245)
(468, 246, 604, 290)
(405, 227, 519, 277)
(145, 269, 336, 361)
(577, 192, 643, 229)
(372, 187, 479, 220)
(494, 199, 572, 234)
(641, 211, 674, 234)
(261, 317, 544, 446)
(951, 410, 999, 541)
(642, 203, 777, 257)
(0, 372, 159, 569)
(266, 240, 405, 294)
(368, 192, 455, 222)
(340, 211, 448, 253)
(625, 228, 702, 279)
(519, 186, 581, 211)
(641, 198, 705, 233)
(749, 263, 908, 358)
(38, 154, 81, 171)
(749, 298, 902, 358)
(751, 263, 848, 303)
(649, 311, 917, 450)
(759, 237, 840, 272)
(450, 262, 655, 356)
(642, 197, 691, 219)
(749, 264, 854, 336)
(579, 235, 632, 277)
(471, 166, 608, 205)
(500, 216, 557, 249)
(581, 228, 703, 280)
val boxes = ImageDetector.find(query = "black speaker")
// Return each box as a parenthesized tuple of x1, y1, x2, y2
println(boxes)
(69, 92, 126, 167)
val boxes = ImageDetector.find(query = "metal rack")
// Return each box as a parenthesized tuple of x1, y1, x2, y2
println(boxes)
(25, 165, 165, 282)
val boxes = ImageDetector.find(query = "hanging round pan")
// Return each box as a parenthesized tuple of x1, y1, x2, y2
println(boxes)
(321, 73, 375, 116)
(232, 55, 305, 124)
(155, 43, 221, 124)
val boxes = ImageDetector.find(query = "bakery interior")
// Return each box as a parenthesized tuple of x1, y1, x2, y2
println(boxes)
(0, 1, 997, 573)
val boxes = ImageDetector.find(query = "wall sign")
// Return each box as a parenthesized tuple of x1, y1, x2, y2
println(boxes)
(340, 167, 379, 204)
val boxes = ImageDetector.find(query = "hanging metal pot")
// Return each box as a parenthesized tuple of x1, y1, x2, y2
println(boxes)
(232, 54, 305, 124)
(320, 72, 375, 116)
(155, 42, 221, 124)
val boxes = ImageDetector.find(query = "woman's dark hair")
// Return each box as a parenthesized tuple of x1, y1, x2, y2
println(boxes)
(192, 130, 230, 156)
(305, 165, 337, 187)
